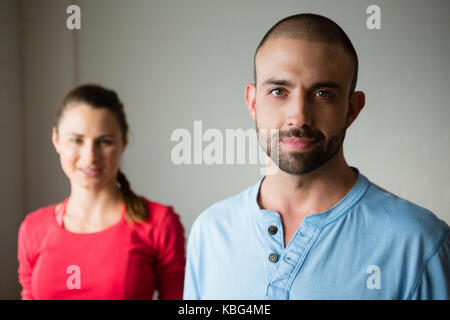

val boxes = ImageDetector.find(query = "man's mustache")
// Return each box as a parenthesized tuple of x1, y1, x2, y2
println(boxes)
(278, 127, 325, 141)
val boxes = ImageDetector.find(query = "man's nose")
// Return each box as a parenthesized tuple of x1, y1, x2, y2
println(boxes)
(286, 92, 312, 128)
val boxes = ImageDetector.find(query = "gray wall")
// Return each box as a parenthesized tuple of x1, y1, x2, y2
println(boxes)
(0, 0, 23, 300)
(1, 0, 449, 299)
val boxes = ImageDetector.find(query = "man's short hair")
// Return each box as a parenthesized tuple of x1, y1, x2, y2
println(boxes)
(254, 13, 359, 96)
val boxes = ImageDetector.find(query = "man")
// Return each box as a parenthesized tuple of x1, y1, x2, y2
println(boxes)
(183, 14, 449, 299)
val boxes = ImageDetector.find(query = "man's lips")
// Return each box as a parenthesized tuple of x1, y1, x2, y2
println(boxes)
(280, 137, 317, 151)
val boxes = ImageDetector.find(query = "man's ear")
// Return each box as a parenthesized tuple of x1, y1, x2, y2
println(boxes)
(245, 83, 257, 122)
(346, 91, 365, 128)
(52, 127, 60, 154)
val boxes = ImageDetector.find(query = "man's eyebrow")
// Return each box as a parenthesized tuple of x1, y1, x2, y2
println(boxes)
(67, 133, 116, 139)
(261, 79, 295, 88)
(309, 81, 343, 91)
(261, 79, 343, 92)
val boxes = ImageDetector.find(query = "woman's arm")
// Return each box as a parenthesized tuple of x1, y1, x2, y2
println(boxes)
(154, 207, 186, 300)
(17, 218, 34, 300)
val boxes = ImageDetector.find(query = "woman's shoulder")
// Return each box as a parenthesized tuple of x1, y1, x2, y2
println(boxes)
(23, 203, 58, 224)
(19, 202, 60, 239)
(139, 196, 181, 226)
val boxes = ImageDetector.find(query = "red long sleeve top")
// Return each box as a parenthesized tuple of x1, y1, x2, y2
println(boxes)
(17, 197, 185, 300)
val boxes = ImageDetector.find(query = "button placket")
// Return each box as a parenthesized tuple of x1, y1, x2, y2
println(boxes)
(266, 223, 321, 299)
(265, 222, 283, 277)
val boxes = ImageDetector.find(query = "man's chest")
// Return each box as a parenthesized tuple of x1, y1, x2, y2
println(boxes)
(201, 220, 410, 300)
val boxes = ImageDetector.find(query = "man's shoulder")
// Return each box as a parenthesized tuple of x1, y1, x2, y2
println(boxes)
(192, 182, 257, 229)
(359, 180, 449, 240)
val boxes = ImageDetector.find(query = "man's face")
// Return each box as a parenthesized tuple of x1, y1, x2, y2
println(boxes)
(248, 38, 356, 175)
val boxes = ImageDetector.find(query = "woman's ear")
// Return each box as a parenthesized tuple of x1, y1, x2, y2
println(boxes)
(52, 127, 60, 154)
(122, 135, 128, 151)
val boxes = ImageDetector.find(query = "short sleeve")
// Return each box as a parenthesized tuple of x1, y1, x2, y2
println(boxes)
(409, 230, 450, 300)
(17, 217, 34, 300)
(154, 207, 186, 300)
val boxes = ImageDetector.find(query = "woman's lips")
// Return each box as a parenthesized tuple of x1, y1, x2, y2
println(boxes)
(280, 137, 317, 151)
(78, 167, 102, 177)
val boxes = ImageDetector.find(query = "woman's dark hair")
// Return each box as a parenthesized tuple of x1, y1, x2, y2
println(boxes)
(56, 84, 147, 223)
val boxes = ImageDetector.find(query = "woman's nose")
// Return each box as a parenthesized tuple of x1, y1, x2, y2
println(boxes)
(81, 141, 99, 164)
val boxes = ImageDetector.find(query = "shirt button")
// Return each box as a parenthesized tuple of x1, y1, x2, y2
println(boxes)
(268, 253, 279, 263)
(268, 225, 278, 235)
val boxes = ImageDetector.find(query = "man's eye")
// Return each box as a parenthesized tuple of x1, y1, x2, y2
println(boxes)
(315, 90, 332, 98)
(270, 88, 287, 96)
(71, 138, 83, 144)
(99, 140, 113, 145)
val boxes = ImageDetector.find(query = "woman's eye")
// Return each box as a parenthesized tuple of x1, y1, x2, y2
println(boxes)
(270, 88, 286, 97)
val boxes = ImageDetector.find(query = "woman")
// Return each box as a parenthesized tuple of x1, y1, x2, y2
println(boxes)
(18, 84, 185, 299)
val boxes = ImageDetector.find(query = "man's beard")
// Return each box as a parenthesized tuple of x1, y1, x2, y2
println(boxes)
(257, 122, 347, 175)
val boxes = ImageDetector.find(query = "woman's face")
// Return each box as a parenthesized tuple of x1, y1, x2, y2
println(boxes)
(52, 103, 127, 191)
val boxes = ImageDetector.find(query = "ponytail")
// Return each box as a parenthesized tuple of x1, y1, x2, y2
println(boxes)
(117, 169, 148, 223)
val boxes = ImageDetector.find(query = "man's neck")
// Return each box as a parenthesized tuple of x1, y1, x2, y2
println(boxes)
(258, 152, 357, 218)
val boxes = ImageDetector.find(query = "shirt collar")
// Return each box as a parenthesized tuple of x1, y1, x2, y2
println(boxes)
(248, 167, 370, 227)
